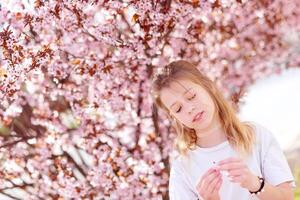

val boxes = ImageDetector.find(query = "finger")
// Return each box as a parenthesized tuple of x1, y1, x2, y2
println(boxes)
(197, 176, 221, 199)
(197, 167, 219, 187)
(217, 157, 241, 165)
(217, 177, 223, 189)
(206, 172, 222, 194)
(211, 177, 222, 194)
(218, 162, 244, 171)
(196, 169, 215, 190)
(202, 167, 218, 179)
(228, 168, 246, 176)
(209, 174, 222, 194)
(197, 173, 219, 199)
(228, 174, 244, 183)
(212, 178, 223, 193)
(205, 169, 221, 184)
(201, 170, 220, 190)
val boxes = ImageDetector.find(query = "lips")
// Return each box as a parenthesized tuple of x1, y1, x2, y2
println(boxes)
(193, 111, 204, 122)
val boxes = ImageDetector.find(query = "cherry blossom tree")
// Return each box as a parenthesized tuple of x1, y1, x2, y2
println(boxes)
(0, 0, 300, 199)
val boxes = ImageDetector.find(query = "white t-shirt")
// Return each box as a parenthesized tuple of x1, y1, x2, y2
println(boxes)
(168, 122, 296, 200)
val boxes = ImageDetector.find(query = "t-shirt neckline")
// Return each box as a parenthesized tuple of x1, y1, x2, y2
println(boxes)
(195, 140, 229, 152)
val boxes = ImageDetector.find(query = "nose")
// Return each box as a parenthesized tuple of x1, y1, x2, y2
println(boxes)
(188, 105, 196, 115)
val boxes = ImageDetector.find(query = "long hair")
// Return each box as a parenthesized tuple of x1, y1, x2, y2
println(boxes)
(150, 60, 256, 158)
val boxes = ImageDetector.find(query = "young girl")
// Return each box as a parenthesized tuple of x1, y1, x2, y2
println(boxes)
(150, 60, 296, 200)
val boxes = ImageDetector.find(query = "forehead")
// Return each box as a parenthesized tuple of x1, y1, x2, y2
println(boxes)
(161, 79, 196, 94)
(160, 79, 198, 106)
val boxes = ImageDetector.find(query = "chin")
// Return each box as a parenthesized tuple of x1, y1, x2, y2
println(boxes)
(194, 114, 211, 129)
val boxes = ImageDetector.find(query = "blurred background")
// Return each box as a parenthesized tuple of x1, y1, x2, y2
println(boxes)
(239, 67, 300, 198)
(0, 0, 300, 199)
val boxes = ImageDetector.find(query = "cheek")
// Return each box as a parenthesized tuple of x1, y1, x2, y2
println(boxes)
(211, 101, 217, 111)
(176, 114, 190, 125)
(204, 98, 215, 110)
(177, 113, 186, 122)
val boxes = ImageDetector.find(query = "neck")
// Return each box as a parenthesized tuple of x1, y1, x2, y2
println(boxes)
(195, 119, 228, 148)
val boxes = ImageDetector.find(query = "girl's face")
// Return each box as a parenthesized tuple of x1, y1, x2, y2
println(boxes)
(160, 78, 217, 132)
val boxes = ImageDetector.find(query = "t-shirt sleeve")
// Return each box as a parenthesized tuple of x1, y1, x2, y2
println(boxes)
(257, 124, 297, 188)
(169, 160, 199, 200)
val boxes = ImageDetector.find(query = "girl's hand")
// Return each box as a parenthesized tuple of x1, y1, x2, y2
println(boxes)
(196, 167, 223, 200)
(217, 157, 261, 192)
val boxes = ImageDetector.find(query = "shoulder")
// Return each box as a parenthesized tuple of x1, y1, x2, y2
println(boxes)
(168, 154, 188, 186)
(169, 152, 184, 172)
(169, 151, 191, 177)
(246, 121, 277, 145)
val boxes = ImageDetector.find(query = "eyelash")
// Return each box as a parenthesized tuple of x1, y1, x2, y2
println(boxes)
(175, 94, 196, 113)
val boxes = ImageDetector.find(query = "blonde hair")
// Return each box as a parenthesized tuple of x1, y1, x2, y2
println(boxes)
(150, 60, 256, 158)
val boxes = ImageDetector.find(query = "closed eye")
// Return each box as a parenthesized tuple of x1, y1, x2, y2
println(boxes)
(175, 94, 196, 113)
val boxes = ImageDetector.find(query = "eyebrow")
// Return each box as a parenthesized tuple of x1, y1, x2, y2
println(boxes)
(169, 88, 193, 109)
